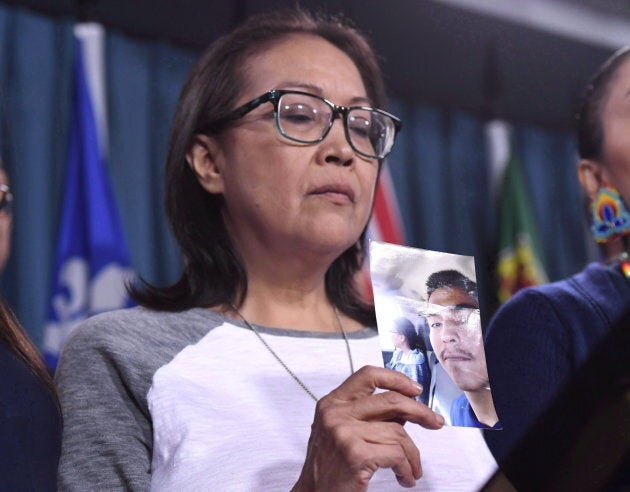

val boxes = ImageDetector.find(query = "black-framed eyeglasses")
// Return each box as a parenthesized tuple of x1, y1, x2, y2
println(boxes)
(209, 89, 402, 160)
(0, 184, 12, 213)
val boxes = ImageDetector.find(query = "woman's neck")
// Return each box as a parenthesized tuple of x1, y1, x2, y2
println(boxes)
(223, 269, 351, 332)
(602, 235, 630, 262)
(222, 229, 365, 332)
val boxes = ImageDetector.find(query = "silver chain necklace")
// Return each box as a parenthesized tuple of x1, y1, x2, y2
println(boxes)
(230, 304, 355, 402)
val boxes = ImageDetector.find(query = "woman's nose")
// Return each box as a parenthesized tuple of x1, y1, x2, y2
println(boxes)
(320, 118, 355, 167)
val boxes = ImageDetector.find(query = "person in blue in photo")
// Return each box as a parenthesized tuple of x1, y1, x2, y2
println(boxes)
(426, 270, 501, 429)
(386, 317, 430, 404)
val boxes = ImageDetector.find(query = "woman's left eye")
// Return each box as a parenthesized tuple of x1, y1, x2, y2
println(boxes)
(348, 117, 371, 138)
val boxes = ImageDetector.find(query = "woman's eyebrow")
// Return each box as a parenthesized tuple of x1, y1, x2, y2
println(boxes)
(275, 81, 371, 106)
(347, 96, 372, 106)
(275, 81, 322, 94)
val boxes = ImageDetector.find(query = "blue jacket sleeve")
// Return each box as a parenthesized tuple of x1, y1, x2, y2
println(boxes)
(0, 342, 62, 492)
(483, 288, 573, 463)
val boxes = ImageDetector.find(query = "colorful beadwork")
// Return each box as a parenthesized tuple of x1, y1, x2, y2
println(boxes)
(591, 187, 630, 243)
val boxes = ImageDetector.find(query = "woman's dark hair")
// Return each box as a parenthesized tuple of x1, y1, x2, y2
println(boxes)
(131, 9, 388, 326)
(392, 317, 423, 351)
(576, 46, 630, 160)
(0, 298, 57, 399)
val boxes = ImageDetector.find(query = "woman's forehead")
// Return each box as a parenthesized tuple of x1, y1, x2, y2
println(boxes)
(238, 34, 367, 101)
(599, 58, 630, 133)
(602, 58, 630, 107)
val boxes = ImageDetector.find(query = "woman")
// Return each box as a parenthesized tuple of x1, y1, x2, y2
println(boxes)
(484, 46, 630, 467)
(0, 170, 61, 491)
(56, 10, 496, 491)
(386, 317, 430, 404)
(0, 300, 62, 490)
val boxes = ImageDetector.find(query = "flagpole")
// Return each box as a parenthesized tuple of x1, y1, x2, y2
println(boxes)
(74, 23, 109, 159)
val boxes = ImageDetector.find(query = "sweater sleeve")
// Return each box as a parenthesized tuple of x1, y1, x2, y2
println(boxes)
(56, 318, 153, 492)
(483, 288, 572, 464)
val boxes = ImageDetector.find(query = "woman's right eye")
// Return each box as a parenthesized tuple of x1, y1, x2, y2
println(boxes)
(284, 111, 317, 124)
(281, 103, 320, 124)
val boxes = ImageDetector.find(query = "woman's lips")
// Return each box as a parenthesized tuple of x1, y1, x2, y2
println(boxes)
(308, 184, 355, 203)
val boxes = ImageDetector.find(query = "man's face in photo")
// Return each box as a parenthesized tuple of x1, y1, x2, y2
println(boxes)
(427, 286, 488, 392)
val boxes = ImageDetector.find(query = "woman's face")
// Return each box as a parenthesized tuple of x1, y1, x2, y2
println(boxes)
(600, 57, 630, 202)
(195, 34, 378, 263)
(390, 330, 406, 350)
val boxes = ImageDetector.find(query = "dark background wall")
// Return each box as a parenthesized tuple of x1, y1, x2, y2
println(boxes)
(0, 0, 628, 346)
(2, 0, 628, 129)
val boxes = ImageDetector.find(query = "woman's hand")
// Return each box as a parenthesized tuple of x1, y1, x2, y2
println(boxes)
(293, 365, 445, 491)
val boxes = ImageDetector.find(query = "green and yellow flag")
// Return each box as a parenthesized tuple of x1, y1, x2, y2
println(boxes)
(497, 151, 548, 304)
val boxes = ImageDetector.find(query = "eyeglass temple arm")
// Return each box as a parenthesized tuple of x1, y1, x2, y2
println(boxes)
(207, 91, 278, 133)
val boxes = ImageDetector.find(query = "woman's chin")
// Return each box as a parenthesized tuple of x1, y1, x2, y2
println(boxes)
(295, 232, 360, 260)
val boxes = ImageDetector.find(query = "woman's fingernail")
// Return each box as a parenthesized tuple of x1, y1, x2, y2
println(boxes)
(396, 473, 416, 488)
(436, 414, 445, 425)
(413, 383, 423, 394)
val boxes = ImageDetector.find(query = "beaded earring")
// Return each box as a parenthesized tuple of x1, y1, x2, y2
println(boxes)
(591, 186, 630, 243)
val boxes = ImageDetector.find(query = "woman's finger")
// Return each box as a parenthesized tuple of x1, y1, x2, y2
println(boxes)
(319, 384, 444, 431)
(329, 422, 421, 489)
(349, 390, 444, 429)
(352, 436, 419, 487)
(326, 365, 424, 401)
(360, 421, 422, 481)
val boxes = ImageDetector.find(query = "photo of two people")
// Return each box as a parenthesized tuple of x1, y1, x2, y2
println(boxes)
(370, 241, 501, 429)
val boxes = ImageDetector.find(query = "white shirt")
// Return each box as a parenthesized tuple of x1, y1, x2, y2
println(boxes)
(148, 322, 497, 491)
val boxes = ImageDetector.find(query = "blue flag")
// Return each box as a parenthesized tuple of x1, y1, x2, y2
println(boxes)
(43, 32, 134, 369)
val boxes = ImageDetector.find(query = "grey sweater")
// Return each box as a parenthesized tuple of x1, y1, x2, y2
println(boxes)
(56, 307, 225, 491)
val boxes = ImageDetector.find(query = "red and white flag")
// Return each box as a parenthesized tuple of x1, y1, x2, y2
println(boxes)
(369, 166, 405, 244)
(361, 165, 406, 300)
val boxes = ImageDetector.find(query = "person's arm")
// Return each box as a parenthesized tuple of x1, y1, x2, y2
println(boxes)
(292, 366, 444, 491)
(56, 320, 153, 491)
(483, 288, 572, 463)
(0, 343, 61, 492)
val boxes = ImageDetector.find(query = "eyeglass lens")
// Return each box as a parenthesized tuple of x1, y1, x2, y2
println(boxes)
(443, 307, 480, 327)
(277, 93, 395, 158)
(426, 306, 480, 328)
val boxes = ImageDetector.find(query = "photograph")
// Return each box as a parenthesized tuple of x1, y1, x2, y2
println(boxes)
(1, 1, 627, 489)
(370, 240, 501, 429)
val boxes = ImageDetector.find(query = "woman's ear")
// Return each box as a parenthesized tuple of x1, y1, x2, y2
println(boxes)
(578, 159, 608, 201)
(186, 134, 225, 194)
